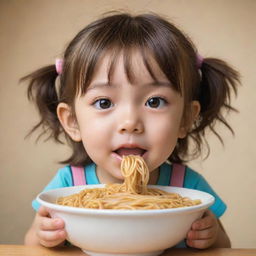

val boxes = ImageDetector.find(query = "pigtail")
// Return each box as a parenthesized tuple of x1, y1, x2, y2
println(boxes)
(194, 58, 240, 146)
(21, 65, 62, 142)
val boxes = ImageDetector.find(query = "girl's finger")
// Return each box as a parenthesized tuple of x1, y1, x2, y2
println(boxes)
(39, 236, 66, 248)
(187, 226, 216, 240)
(38, 229, 66, 243)
(192, 211, 216, 230)
(38, 206, 50, 217)
(39, 217, 65, 231)
(186, 237, 214, 249)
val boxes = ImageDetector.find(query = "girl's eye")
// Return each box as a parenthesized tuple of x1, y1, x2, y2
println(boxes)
(146, 97, 167, 108)
(93, 98, 113, 109)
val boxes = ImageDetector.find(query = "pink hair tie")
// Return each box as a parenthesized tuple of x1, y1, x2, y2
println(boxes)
(196, 54, 204, 69)
(55, 58, 63, 75)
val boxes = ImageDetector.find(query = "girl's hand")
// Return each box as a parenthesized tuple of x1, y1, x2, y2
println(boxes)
(186, 210, 219, 249)
(36, 206, 67, 247)
(25, 206, 67, 247)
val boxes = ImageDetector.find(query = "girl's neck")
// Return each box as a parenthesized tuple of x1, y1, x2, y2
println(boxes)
(96, 165, 160, 185)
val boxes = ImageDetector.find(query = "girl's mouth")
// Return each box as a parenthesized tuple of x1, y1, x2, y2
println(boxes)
(114, 147, 147, 157)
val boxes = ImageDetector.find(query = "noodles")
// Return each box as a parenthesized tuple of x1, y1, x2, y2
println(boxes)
(57, 155, 201, 210)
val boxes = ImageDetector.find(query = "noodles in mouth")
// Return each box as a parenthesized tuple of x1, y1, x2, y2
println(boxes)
(56, 155, 201, 210)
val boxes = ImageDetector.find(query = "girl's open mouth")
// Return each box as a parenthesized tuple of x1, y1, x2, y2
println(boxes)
(114, 147, 147, 157)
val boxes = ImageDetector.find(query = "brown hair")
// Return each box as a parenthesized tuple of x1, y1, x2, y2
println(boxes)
(21, 12, 240, 166)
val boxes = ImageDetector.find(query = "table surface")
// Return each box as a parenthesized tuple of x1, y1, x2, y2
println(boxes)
(1, 245, 256, 256)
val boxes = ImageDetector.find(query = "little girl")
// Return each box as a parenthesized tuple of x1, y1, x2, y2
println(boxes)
(23, 12, 239, 249)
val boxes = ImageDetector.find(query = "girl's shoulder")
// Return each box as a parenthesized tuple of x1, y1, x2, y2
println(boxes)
(32, 165, 73, 211)
(183, 165, 205, 189)
(183, 165, 227, 218)
(54, 165, 74, 186)
(183, 165, 217, 193)
(159, 162, 205, 188)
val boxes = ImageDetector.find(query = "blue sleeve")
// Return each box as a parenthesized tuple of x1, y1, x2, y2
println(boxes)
(32, 166, 73, 211)
(184, 167, 227, 218)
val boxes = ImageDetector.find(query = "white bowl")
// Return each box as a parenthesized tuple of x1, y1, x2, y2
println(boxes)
(37, 185, 214, 256)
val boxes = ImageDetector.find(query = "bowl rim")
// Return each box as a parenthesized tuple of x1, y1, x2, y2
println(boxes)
(36, 184, 215, 216)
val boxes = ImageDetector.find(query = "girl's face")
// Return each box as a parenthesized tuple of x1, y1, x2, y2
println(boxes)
(58, 52, 198, 183)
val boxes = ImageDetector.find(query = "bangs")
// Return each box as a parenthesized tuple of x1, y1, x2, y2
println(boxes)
(67, 13, 189, 96)
(79, 46, 177, 92)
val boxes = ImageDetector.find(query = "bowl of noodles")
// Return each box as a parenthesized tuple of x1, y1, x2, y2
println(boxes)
(37, 156, 214, 256)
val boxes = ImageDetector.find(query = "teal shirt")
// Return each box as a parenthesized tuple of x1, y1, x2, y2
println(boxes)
(32, 162, 226, 218)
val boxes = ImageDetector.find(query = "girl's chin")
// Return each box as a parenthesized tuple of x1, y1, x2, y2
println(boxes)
(100, 164, 124, 184)
(111, 169, 124, 183)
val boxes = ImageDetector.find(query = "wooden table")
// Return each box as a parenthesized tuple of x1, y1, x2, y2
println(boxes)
(1, 245, 256, 256)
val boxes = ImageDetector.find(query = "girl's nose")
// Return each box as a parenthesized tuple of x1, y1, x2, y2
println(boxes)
(118, 110, 144, 134)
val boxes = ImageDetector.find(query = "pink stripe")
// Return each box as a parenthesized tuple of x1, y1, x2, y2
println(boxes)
(71, 166, 86, 186)
(169, 164, 185, 187)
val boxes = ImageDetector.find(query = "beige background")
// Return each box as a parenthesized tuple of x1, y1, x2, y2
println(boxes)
(0, 0, 255, 248)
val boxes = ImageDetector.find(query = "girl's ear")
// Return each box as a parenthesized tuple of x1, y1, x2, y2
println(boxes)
(57, 103, 82, 142)
(178, 101, 201, 138)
